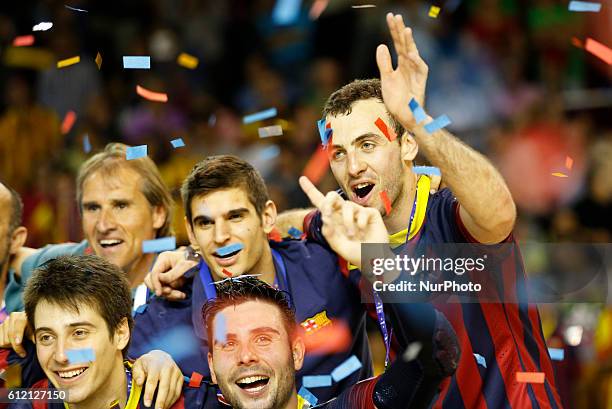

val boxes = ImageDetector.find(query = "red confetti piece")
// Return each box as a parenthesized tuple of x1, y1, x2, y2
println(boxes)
(309, 0, 329, 19)
(375, 117, 395, 141)
(585, 38, 612, 65)
(380, 191, 392, 215)
(565, 156, 574, 170)
(222, 269, 233, 277)
(516, 372, 545, 384)
(188, 372, 203, 388)
(268, 227, 283, 242)
(61, 110, 77, 134)
(136, 85, 168, 102)
(551, 172, 568, 178)
(13, 35, 34, 47)
(571, 37, 583, 48)
(302, 145, 330, 185)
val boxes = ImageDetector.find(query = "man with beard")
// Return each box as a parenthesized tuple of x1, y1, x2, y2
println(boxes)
(5, 143, 173, 313)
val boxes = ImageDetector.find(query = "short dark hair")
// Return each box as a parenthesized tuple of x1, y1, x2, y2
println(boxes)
(76, 143, 174, 237)
(203, 277, 296, 350)
(181, 155, 270, 225)
(23, 255, 134, 357)
(7, 185, 23, 233)
(323, 78, 405, 139)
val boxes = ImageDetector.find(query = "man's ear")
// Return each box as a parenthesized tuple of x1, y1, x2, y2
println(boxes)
(151, 205, 167, 231)
(291, 335, 306, 371)
(261, 200, 278, 234)
(9, 227, 27, 255)
(400, 132, 419, 164)
(207, 352, 218, 384)
(114, 317, 130, 351)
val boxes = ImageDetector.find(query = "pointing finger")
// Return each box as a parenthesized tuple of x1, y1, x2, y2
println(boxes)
(299, 176, 326, 209)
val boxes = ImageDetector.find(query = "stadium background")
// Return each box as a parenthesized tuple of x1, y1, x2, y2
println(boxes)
(0, 0, 611, 407)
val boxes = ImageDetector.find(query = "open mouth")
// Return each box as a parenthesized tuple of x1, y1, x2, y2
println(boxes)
(56, 367, 88, 383)
(353, 182, 375, 198)
(99, 239, 123, 249)
(236, 375, 270, 393)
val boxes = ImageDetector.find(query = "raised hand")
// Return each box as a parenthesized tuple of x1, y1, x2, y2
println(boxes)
(377, 13, 429, 128)
(299, 176, 388, 269)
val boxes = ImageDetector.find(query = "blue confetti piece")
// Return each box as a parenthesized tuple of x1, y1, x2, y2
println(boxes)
(142, 237, 176, 253)
(83, 134, 91, 153)
(317, 119, 333, 145)
(170, 138, 185, 148)
(288, 227, 303, 239)
(412, 166, 441, 176)
(272, 0, 302, 25)
(408, 98, 427, 124)
(216, 243, 244, 256)
(66, 348, 95, 364)
(215, 313, 227, 343)
(243, 108, 278, 124)
(183, 376, 190, 383)
(330, 355, 362, 382)
(424, 115, 451, 134)
(568, 1, 601, 12)
(298, 386, 318, 406)
(473, 353, 487, 368)
(302, 375, 332, 388)
(548, 348, 565, 361)
(126, 145, 147, 160)
(259, 145, 281, 161)
(122, 56, 151, 69)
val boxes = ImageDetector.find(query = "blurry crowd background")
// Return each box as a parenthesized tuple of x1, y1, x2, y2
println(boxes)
(0, 0, 611, 407)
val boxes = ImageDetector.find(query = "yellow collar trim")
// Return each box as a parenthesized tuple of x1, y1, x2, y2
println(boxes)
(388, 175, 431, 248)
(297, 394, 309, 408)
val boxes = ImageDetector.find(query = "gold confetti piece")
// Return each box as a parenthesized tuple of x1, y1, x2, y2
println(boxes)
(57, 55, 80, 68)
(177, 52, 199, 69)
(429, 5, 441, 18)
(136, 85, 168, 102)
(551, 172, 568, 178)
(565, 156, 574, 170)
(95, 52, 102, 70)
(516, 372, 545, 384)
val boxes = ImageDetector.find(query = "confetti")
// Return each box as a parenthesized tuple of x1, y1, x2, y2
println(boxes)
(298, 386, 318, 407)
(61, 110, 77, 134)
(516, 372, 545, 384)
(95, 52, 102, 70)
(548, 348, 565, 361)
(317, 119, 332, 145)
(243, 108, 278, 124)
(136, 85, 168, 102)
(568, 1, 602, 12)
(13, 35, 34, 47)
(65, 4, 88, 12)
(188, 372, 203, 388)
(409, 98, 427, 124)
(142, 236, 176, 253)
(551, 172, 568, 178)
(351, 4, 376, 8)
(571, 37, 583, 48)
(222, 268, 233, 277)
(331, 355, 362, 382)
(474, 353, 487, 368)
(375, 117, 395, 141)
(258, 125, 284, 138)
(83, 134, 91, 153)
(428, 5, 441, 17)
(585, 38, 612, 65)
(309, 0, 329, 19)
(268, 228, 283, 242)
(32, 22, 53, 31)
(66, 348, 95, 364)
(215, 313, 227, 343)
(259, 145, 281, 161)
(380, 191, 392, 215)
(424, 115, 452, 133)
(57, 55, 80, 68)
(413, 166, 441, 176)
(272, 0, 302, 25)
(170, 138, 185, 148)
(288, 227, 303, 239)
(565, 156, 574, 170)
(122, 56, 151, 69)
(126, 145, 148, 160)
(177, 52, 199, 69)
(302, 145, 330, 185)
(216, 243, 244, 257)
(402, 342, 422, 362)
(302, 375, 332, 388)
